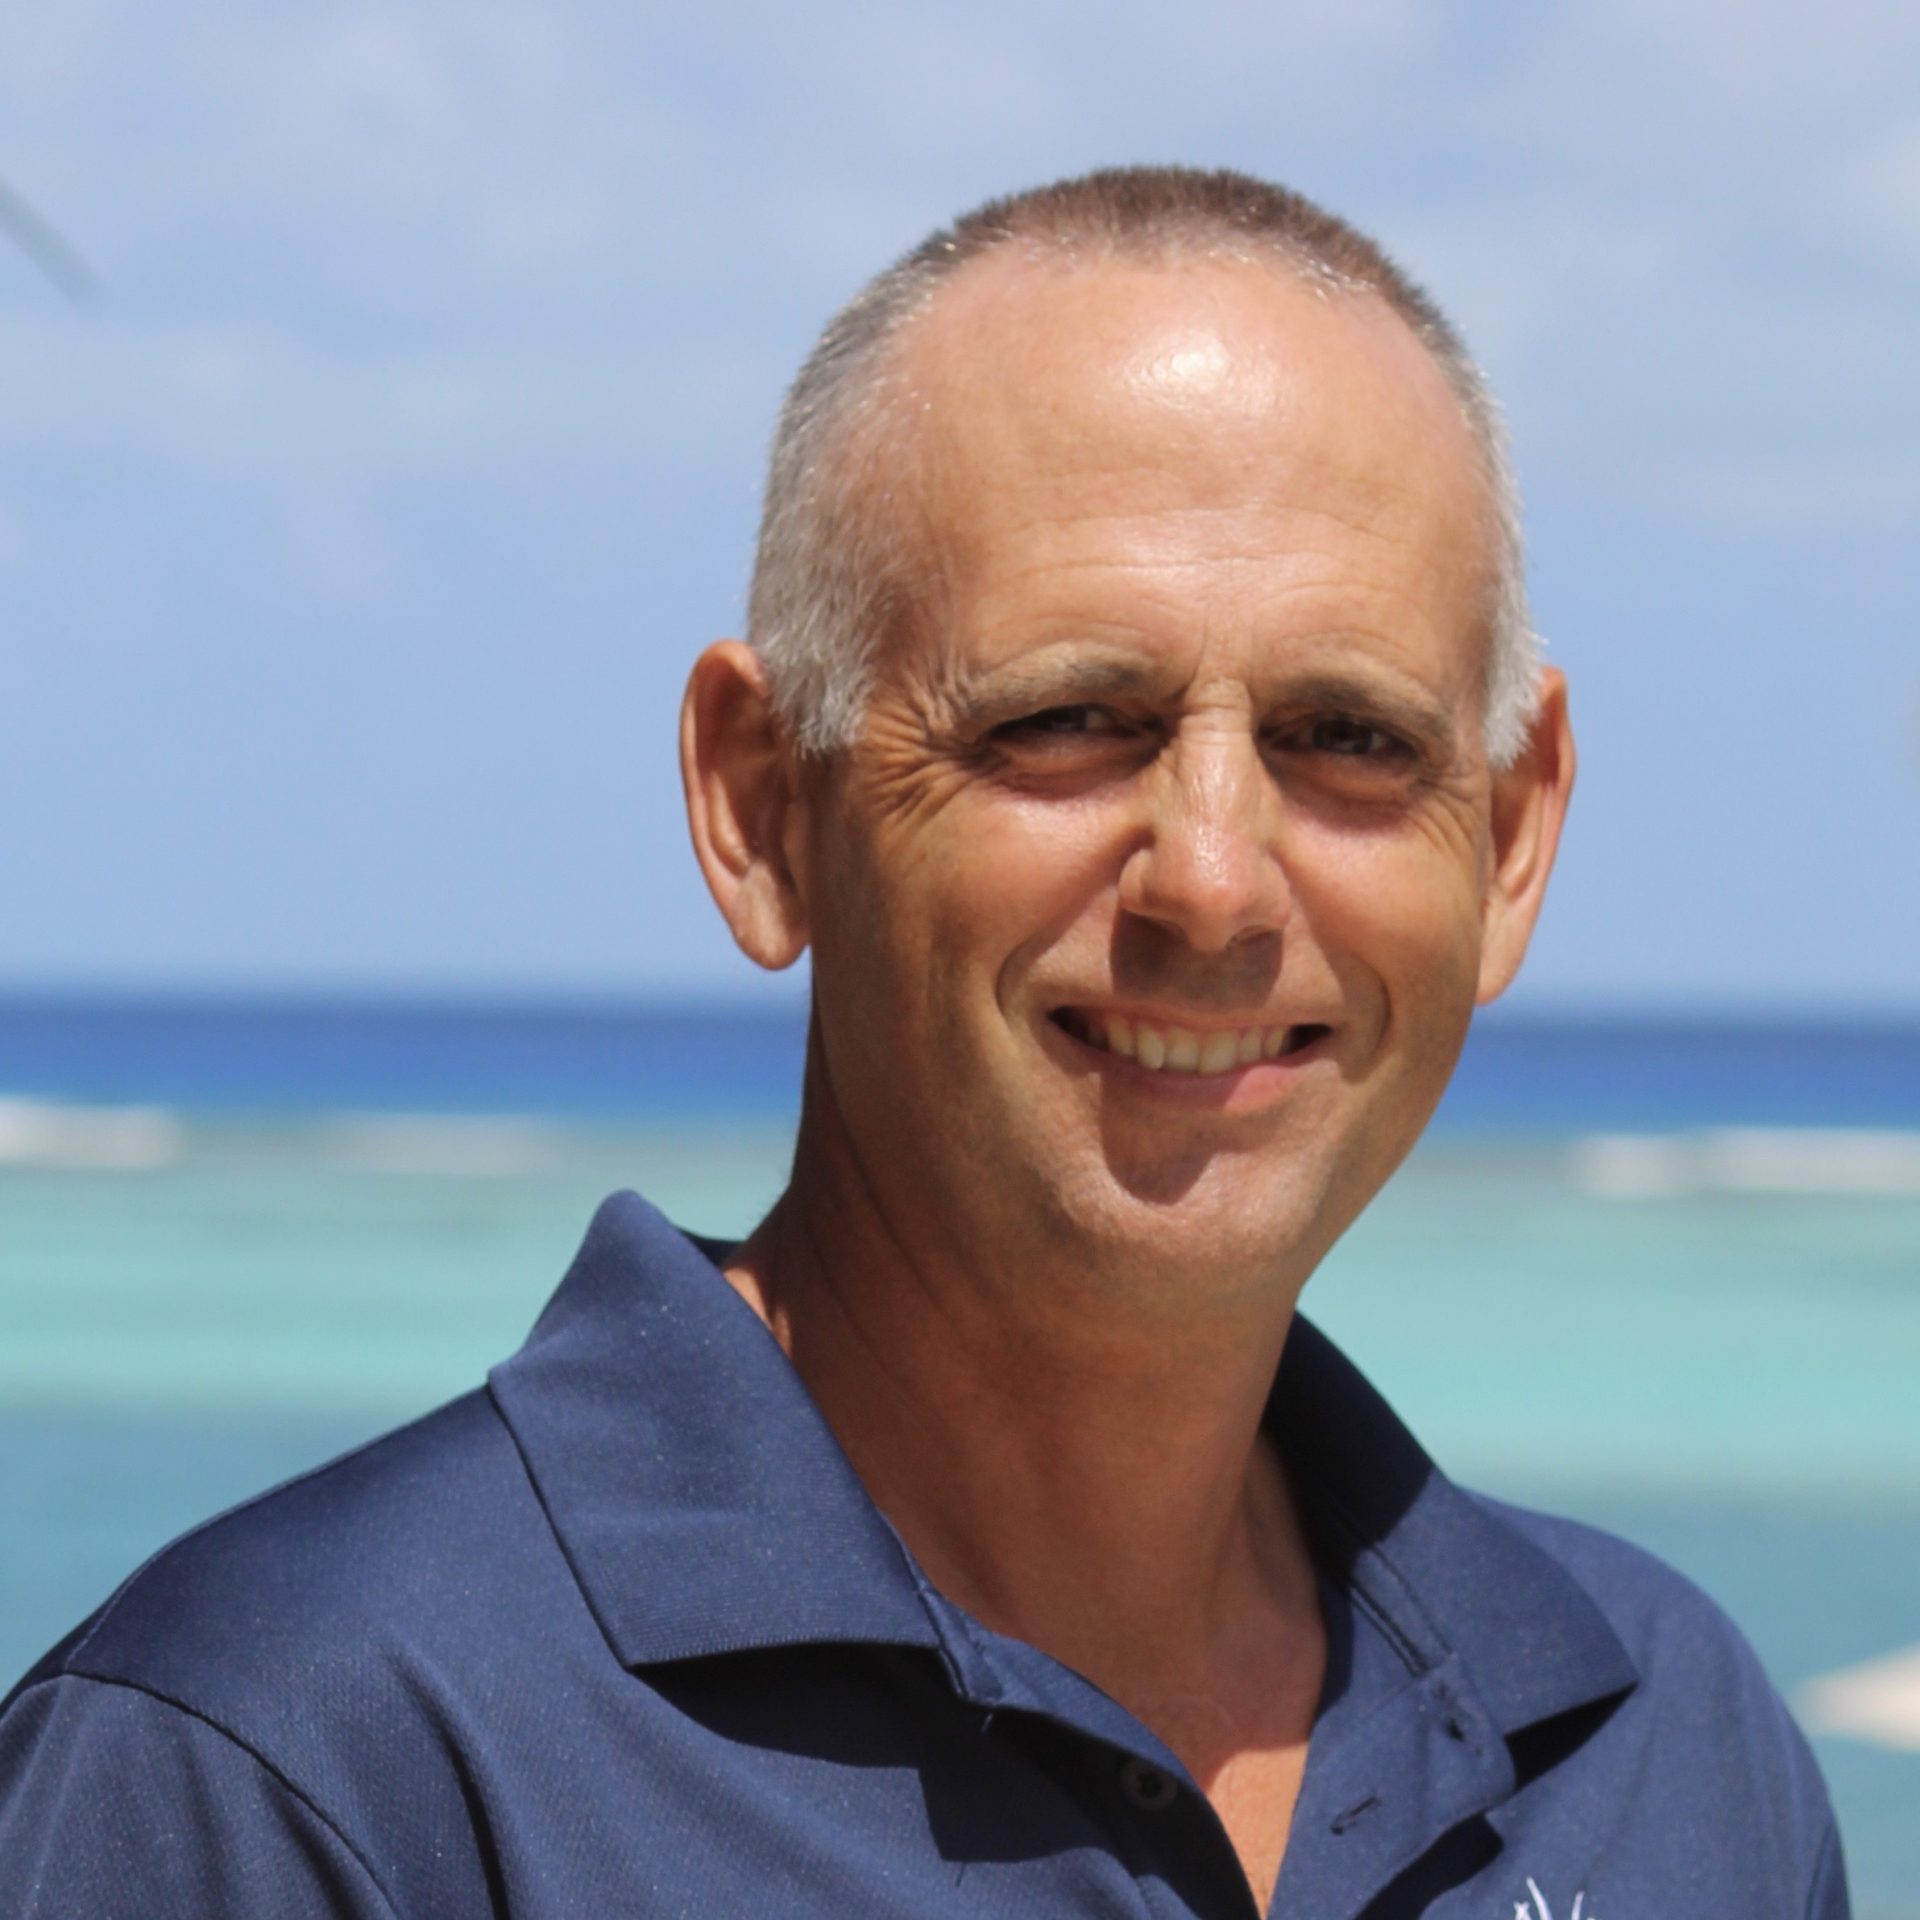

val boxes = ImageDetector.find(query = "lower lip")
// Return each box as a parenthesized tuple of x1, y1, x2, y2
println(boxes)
(1045, 1018, 1331, 1106)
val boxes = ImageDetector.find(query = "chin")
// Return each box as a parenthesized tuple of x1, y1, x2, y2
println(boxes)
(1029, 1137, 1357, 1299)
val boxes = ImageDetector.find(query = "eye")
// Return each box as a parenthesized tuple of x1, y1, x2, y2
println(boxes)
(1295, 716, 1409, 759)
(993, 704, 1128, 741)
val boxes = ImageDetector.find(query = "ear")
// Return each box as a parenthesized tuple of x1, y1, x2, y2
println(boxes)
(1475, 668, 1575, 1005)
(680, 640, 812, 971)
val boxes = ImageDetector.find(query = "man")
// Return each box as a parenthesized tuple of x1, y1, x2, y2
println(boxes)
(0, 167, 1844, 1917)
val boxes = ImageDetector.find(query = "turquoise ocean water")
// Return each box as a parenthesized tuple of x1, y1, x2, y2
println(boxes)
(3, 999, 1916, 1911)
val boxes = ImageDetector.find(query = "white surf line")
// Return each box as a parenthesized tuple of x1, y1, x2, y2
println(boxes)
(0, 1096, 187, 1170)
(1797, 1643, 1920, 1751)
(321, 1112, 565, 1176)
(1571, 1129, 1920, 1199)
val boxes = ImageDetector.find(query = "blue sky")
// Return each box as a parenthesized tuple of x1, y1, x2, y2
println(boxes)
(2, 1, 1916, 1009)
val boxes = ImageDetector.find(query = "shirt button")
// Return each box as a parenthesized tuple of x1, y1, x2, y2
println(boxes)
(1118, 1757, 1179, 1812)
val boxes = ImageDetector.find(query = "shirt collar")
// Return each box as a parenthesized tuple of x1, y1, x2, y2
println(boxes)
(490, 1190, 1637, 1742)
(1271, 1315, 1639, 1739)
(488, 1190, 939, 1668)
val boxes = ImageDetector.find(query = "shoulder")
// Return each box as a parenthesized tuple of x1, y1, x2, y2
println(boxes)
(1474, 1491, 1789, 1709)
(35, 1388, 564, 1705)
(3, 1388, 596, 1899)
(1470, 1492, 1844, 1911)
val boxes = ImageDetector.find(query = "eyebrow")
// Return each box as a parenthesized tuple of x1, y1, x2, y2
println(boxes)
(948, 655, 1462, 746)
(949, 654, 1166, 720)
(1264, 671, 1460, 747)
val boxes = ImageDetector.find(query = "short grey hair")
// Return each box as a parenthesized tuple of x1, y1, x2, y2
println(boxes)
(747, 166, 1541, 769)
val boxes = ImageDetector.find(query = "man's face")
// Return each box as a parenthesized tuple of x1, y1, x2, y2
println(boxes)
(791, 255, 1530, 1302)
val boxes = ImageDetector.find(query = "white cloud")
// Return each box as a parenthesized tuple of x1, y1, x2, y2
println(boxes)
(0, 312, 781, 479)
(1473, 0, 1920, 160)
(1665, 451, 1920, 527)
(1831, 117, 1920, 267)
(0, 496, 26, 576)
(3, 0, 1915, 541)
(1379, 194, 1684, 372)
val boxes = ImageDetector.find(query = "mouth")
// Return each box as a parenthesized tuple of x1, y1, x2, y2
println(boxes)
(1049, 1007, 1331, 1078)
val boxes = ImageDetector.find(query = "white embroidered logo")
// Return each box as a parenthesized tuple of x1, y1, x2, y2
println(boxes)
(1515, 1877, 1596, 1920)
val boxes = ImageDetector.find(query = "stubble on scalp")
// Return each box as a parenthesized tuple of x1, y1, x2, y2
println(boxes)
(748, 168, 1537, 771)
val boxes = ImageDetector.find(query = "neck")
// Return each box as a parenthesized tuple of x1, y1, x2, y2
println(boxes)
(723, 1094, 1327, 1776)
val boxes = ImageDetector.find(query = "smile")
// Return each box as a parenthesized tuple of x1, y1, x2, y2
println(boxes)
(1051, 1009, 1330, 1077)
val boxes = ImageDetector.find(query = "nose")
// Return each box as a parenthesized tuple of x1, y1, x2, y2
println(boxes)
(1117, 726, 1293, 953)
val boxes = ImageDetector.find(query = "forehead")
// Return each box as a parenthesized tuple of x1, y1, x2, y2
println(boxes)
(888, 250, 1495, 687)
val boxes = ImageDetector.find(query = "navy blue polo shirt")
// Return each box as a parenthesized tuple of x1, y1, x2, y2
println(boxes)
(1, 1191, 1846, 1917)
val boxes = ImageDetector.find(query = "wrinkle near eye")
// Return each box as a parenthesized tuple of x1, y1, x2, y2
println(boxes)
(856, 695, 988, 831)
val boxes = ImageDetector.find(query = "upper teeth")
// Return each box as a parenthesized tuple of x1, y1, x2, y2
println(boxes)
(1080, 1014, 1298, 1074)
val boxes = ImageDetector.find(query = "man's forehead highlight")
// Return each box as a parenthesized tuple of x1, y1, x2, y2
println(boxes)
(881, 255, 1490, 593)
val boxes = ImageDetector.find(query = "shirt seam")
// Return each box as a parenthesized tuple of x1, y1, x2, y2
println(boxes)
(20, 1669, 404, 1919)
(1804, 1813, 1841, 1920)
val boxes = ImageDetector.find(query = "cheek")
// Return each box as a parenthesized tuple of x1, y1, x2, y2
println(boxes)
(969, 797, 1136, 997)
(1286, 811, 1489, 1009)
(896, 789, 1126, 971)
(809, 788, 1119, 1070)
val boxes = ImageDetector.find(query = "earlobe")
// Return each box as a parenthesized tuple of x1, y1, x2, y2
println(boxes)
(1475, 669, 1575, 1005)
(680, 641, 813, 971)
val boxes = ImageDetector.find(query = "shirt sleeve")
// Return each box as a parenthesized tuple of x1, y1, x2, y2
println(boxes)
(0, 1673, 397, 1919)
